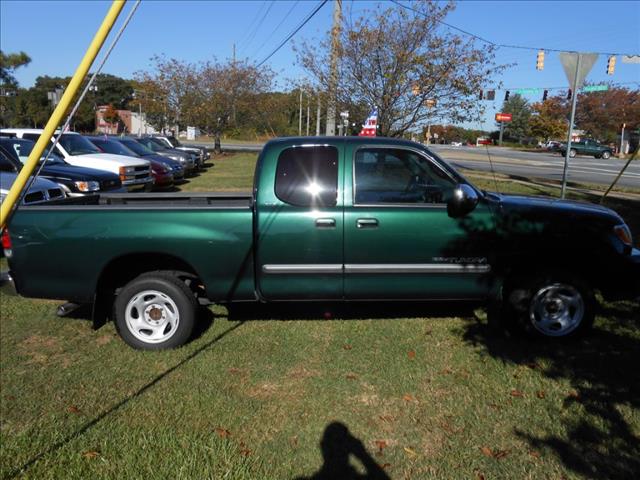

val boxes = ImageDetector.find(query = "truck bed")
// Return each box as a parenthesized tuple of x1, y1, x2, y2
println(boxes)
(22, 191, 253, 209)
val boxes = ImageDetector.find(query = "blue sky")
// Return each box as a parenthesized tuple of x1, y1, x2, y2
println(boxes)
(1, 0, 639, 130)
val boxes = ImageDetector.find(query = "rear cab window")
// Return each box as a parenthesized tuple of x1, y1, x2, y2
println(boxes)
(274, 146, 338, 208)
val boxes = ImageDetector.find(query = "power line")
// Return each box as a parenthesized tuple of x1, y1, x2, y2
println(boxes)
(256, 0, 329, 68)
(251, 0, 301, 59)
(391, 0, 640, 57)
(241, 0, 276, 54)
(238, 2, 268, 48)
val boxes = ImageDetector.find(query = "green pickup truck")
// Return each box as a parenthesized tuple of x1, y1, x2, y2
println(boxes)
(4, 137, 639, 349)
(559, 139, 614, 159)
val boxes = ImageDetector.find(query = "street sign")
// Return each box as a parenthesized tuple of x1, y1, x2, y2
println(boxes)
(495, 113, 512, 122)
(582, 84, 609, 92)
(622, 55, 640, 64)
(559, 52, 598, 89)
(513, 88, 542, 95)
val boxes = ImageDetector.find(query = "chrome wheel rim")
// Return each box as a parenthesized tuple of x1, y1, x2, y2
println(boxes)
(529, 283, 584, 337)
(125, 290, 180, 344)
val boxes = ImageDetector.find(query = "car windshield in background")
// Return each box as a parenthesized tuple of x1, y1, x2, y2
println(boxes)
(119, 139, 154, 156)
(59, 134, 101, 155)
(91, 138, 137, 157)
(1, 138, 65, 165)
(147, 137, 169, 149)
(167, 137, 180, 147)
(136, 137, 166, 152)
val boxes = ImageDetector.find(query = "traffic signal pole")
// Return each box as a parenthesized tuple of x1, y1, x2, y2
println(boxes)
(560, 54, 581, 200)
(0, 0, 126, 230)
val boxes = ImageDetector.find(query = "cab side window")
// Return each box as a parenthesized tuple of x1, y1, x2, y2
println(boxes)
(354, 148, 455, 204)
(275, 146, 339, 207)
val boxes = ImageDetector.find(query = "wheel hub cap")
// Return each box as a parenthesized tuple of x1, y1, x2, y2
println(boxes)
(125, 290, 180, 344)
(530, 283, 584, 337)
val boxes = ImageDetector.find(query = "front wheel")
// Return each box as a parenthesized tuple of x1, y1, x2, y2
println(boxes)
(502, 273, 595, 339)
(601, 151, 611, 159)
(114, 272, 198, 350)
(569, 149, 577, 158)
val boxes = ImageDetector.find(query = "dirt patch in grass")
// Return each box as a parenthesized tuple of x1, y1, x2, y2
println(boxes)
(18, 334, 75, 367)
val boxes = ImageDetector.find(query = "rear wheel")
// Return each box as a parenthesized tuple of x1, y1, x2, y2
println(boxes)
(114, 272, 198, 350)
(601, 151, 611, 159)
(569, 149, 577, 158)
(502, 272, 594, 339)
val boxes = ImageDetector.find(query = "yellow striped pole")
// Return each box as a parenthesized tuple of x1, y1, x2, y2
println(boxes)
(0, 0, 126, 230)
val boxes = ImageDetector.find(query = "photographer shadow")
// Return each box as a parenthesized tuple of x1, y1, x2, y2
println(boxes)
(295, 422, 390, 480)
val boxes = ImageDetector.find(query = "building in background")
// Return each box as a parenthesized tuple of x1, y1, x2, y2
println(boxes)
(95, 106, 158, 135)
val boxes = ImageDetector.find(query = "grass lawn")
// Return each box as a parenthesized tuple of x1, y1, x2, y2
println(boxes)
(1, 153, 638, 479)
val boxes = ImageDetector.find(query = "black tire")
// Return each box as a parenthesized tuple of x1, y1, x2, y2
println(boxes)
(501, 272, 595, 339)
(114, 271, 198, 350)
(569, 149, 577, 158)
(601, 151, 611, 160)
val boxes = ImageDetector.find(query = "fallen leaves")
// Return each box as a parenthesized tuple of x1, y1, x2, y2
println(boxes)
(403, 446, 417, 457)
(536, 390, 546, 399)
(345, 373, 358, 380)
(402, 393, 418, 403)
(67, 405, 81, 414)
(375, 440, 388, 456)
(407, 350, 416, 359)
(82, 450, 100, 459)
(343, 344, 353, 351)
(510, 389, 525, 398)
(480, 446, 510, 459)
(215, 427, 231, 438)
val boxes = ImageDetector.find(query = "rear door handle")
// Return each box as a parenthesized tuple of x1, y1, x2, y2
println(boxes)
(315, 218, 336, 228)
(356, 218, 379, 229)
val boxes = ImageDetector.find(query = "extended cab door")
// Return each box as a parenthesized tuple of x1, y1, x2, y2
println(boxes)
(256, 141, 344, 300)
(343, 144, 495, 300)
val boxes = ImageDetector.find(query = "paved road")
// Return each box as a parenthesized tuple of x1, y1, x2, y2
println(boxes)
(431, 146, 640, 189)
(200, 141, 640, 190)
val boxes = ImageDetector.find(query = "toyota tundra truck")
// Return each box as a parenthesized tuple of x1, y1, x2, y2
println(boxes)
(4, 137, 639, 349)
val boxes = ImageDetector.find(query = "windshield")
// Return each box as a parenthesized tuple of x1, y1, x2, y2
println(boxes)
(136, 137, 166, 152)
(1, 138, 65, 165)
(59, 134, 101, 156)
(119, 138, 154, 156)
(167, 137, 180, 147)
(90, 138, 138, 157)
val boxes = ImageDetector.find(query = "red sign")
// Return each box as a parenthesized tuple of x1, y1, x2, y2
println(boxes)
(495, 113, 512, 122)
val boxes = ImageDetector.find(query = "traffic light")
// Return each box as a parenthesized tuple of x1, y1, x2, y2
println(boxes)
(542, 89, 548, 101)
(479, 89, 484, 100)
(504, 91, 510, 101)
(567, 89, 572, 100)
(607, 56, 616, 75)
(536, 50, 545, 70)
(486, 90, 495, 101)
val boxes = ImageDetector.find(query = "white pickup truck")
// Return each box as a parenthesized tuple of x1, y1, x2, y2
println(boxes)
(1, 129, 153, 192)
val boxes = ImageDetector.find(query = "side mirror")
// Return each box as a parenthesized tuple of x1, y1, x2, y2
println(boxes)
(447, 184, 479, 218)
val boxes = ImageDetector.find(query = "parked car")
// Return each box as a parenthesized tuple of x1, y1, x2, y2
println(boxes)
(132, 136, 196, 176)
(450, 141, 463, 147)
(4, 137, 638, 350)
(559, 139, 613, 159)
(0, 129, 153, 191)
(153, 134, 209, 168)
(108, 137, 185, 182)
(545, 141, 562, 152)
(0, 137, 124, 196)
(0, 149, 65, 205)
(86, 136, 174, 190)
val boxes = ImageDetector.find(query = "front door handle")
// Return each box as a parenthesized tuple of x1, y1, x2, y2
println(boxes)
(315, 218, 336, 228)
(356, 218, 379, 229)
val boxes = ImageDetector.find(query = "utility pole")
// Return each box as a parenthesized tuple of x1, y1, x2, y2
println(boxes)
(316, 95, 321, 136)
(306, 93, 310, 136)
(561, 54, 581, 199)
(498, 121, 504, 146)
(298, 87, 303, 136)
(232, 43, 237, 126)
(620, 123, 626, 155)
(325, 0, 342, 136)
